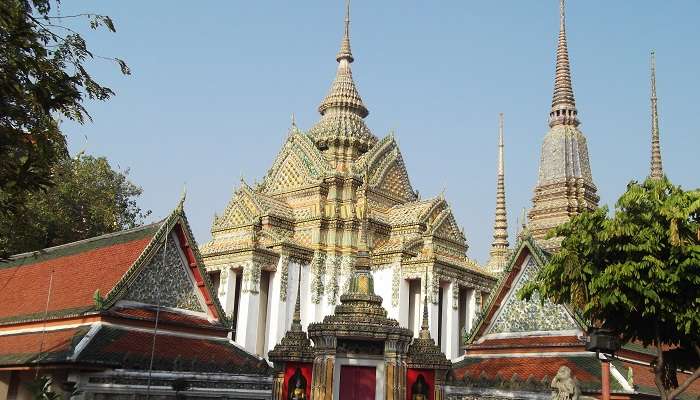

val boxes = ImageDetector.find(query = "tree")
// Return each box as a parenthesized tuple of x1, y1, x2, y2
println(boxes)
(520, 177, 700, 400)
(0, 153, 150, 256)
(0, 0, 128, 218)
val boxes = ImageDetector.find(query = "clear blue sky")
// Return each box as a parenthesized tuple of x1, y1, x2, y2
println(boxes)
(59, 1, 700, 264)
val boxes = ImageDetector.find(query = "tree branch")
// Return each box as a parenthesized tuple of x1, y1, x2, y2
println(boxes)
(667, 343, 700, 400)
(653, 324, 669, 400)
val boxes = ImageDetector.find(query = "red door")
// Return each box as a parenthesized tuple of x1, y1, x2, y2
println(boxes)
(339, 366, 376, 400)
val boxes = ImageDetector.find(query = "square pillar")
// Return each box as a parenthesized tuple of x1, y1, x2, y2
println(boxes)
(266, 256, 290, 355)
(444, 282, 461, 359)
(218, 266, 237, 315)
(235, 261, 261, 354)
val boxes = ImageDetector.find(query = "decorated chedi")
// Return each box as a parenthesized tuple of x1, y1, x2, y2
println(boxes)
(201, 0, 494, 359)
(527, 0, 599, 251)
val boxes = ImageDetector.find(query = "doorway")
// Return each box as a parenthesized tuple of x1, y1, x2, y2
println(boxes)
(339, 365, 376, 400)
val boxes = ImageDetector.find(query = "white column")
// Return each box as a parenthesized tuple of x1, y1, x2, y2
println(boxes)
(466, 288, 477, 333)
(218, 266, 237, 315)
(425, 280, 440, 341)
(235, 261, 261, 354)
(266, 256, 289, 355)
(398, 278, 410, 330)
(444, 282, 461, 359)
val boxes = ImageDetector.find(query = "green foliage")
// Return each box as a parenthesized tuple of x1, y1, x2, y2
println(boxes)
(0, 0, 128, 219)
(520, 177, 700, 397)
(0, 154, 150, 256)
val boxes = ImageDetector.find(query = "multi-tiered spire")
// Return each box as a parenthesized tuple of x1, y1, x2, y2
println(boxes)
(649, 51, 664, 180)
(549, 0, 579, 127)
(308, 0, 377, 163)
(486, 114, 509, 273)
(527, 0, 599, 251)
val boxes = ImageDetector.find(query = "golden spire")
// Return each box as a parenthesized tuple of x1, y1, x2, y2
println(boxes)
(291, 266, 303, 332)
(487, 113, 509, 272)
(649, 50, 664, 180)
(419, 269, 431, 340)
(549, 0, 579, 127)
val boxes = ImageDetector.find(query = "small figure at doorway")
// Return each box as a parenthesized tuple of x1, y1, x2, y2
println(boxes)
(411, 374, 430, 400)
(288, 368, 307, 400)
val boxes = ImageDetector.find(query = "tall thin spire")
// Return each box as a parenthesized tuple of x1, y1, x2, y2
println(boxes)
(549, 0, 579, 127)
(419, 269, 431, 340)
(487, 113, 509, 272)
(291, 265, 303, 332)
(649, 50, 664, 180)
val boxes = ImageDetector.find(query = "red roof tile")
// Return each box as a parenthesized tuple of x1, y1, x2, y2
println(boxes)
(108, 306, 223, 330)
(78, 325, 270, 375)
(452, 356, 599, 383)
(0, 327, 88, 366)
(0, 224, 159, 324)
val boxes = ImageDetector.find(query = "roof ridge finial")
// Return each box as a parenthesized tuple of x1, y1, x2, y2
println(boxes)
(337, 0, 353, 62)
(419, 267, 431, 339)
(649, 50, 664, 180)
(549, 0, 579, 128)
(487, 113, 509, 272)
(291, 264, 303, 331)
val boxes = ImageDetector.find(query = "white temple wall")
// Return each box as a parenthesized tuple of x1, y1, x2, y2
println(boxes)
(236, 288, 260, 355)
(373, 267, 396, 319)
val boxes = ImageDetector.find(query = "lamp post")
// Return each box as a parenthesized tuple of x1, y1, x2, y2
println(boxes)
(585, 328, 621, 400)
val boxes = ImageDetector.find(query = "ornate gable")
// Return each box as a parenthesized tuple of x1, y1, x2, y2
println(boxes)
(354, 135, 416, 202)
(470, 238, 583, 342)
(428, 207, 466, 243)
(123, 234, 205, 313)
(213, 184, 262, 230)
(260, 132, 330, 195)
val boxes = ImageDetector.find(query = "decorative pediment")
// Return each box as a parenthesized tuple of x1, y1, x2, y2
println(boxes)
(213, 182, 293, 231)
(122, 234, 206, 313)
(354, 134, 416, 202)
(470, 238, 584, 342)
(260, 132, 330, 194)
(427, 207, 466, 244)
(213, 184, 262, 230)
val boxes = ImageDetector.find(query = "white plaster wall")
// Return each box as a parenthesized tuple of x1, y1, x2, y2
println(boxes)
(373, 267, 396, 319)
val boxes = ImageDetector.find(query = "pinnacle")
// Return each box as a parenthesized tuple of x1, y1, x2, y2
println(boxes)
(649, 50, 664, 180)
(549, 0, 579, 128)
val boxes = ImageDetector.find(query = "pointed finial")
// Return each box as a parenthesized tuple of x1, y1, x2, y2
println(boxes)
(337, 0, 353, 62)
(549, 0, 579, 127)
(291, 113, 297, 128)
(487, 113, 509, 272)
(291, 265, 303, 331)
(649, 50, 664, 180)
(498, 113, 505, 175)
(419, 267, 431, 339)
(175, 184, 187, 213)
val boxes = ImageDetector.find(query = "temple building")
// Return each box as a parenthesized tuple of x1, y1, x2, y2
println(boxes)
(201, 1, 495, 361)
(0, 198, 271, 399)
